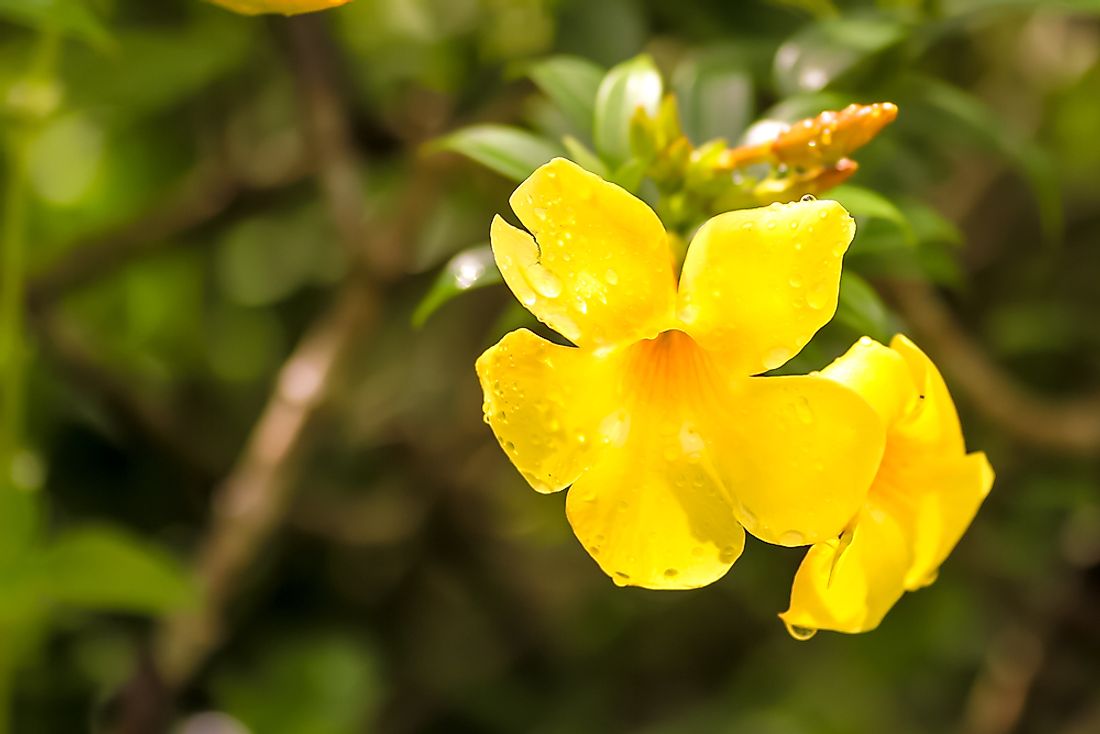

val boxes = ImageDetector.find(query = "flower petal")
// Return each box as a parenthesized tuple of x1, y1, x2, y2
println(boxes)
(819, 336, 918, 426)
(565, 443, 746, 591)
(779, 498, 913, 636)
(710, 375, 884, 546)
(901, 451, 994, 589)
(492, 158, 677, 348)
(475, 329, 621, 493)
(889, 334, 965, 454)
(677, 199, 856, 375)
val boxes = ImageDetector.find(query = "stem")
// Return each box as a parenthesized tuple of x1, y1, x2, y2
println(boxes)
(0, 135, 29, 486)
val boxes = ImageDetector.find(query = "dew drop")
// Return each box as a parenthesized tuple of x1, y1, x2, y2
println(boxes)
(806, 282, 830, 310)
(528, 268, 563, 298)
(789, 276, 802, 288)
(719, 545, 741, 563)
(741, 222, 754, 231)
(794, 396, 814, 424)
(785, 622, 818, 641)
(663, 568, 679, 578)
(678, 303, 699, 323)
(533, 206, 548, 221)
(763, 346, 792, 371)
(679, 423, 705, 458)
(800, 194, 816, 202)
(858, 336, 874, 346)
(779, 529, 805, 546)
(788, 220, 799, 231)
(604, 268, 619, 285)
(504, 440, 516, 452)
(766, 221, 777, 230)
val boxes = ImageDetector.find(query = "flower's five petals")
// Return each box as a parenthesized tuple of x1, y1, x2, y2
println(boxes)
(711, 375, 884, 546)
(476, 329, 620, 493)
(779, 499, 912, 635)
(565, 441, 746, 591)
(677, 199, 856, 375)
(207, 0, 351, 15)
(492, 158, 677, 348)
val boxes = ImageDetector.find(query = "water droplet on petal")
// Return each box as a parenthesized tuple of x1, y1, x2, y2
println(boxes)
(800, 194, 817, 202)
(663, 568, 679, 579)
(779, 530, 805, 546)
(763, 346, 793, 371)
(794, 396, 813, 424)
(785, 622, 818, 641)
(604, 269, 619, 285)
(806, 283, 830, 310)
(678, 303, 699, 323)
(533, 206, 548, 221)
(528, 267, 563, 298)
(789, 276, 802, 288)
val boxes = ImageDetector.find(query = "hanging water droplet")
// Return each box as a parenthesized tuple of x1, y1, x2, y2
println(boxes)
(785, 622, 818, 641)
(800, 194, 816, 202)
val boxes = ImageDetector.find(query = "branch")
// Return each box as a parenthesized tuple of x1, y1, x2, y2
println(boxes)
(889, 279, 1100, 455)
(154, 14, 425, 688)
(156, 281, 377, 684)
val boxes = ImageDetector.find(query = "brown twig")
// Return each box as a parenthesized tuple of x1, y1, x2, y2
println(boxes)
(889, 279, 1100, 455)
(154, 14, 419, 689)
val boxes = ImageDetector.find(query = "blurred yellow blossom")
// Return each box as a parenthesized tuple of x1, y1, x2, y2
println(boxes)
(780, 335, 994, 637)
(206, 0, 352, 16)
(476, 158, 884, 589)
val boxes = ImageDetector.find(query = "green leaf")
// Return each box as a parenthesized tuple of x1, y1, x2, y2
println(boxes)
(412, 245, 501, 327)
(901, 76, 1063, 246)
(527, 56, 605, 135)
(830, 184, 915, 244)
(429, 125, 563, 182)
(41, 526, 195, 614)
(562, 135, 610, 177)
(0, 0, 111, 47)
(674, 47, 755, 144)
(773, 17, 908, 97)
(216, 633, 381, 734)
(835, 272, 896, 342)
(593, 54, 663, 167)
(0, 490, 40, 568)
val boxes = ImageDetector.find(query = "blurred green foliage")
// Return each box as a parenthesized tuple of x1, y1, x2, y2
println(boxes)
(0, 0, 1099, 732)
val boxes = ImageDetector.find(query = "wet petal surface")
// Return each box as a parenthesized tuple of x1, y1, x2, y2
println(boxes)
(492, 158, 677, 348)
(677, 199, 856, 375)
(476, 329, 622, 493)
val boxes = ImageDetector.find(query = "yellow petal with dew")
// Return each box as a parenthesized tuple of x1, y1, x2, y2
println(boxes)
(493, 158, 677, 348)
(710, 374, 884, 546)
(564, 329, 746, 589)
(677, 199, 856, 375)
(780, 498, 913, 637)
(476, 329, 622, 494)
(206, 0, 351, 15)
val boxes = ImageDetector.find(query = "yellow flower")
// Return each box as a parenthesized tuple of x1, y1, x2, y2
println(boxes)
(476, 158, 884, 589)
(780, 335, 994, 637)
(206, 0, 351, 15)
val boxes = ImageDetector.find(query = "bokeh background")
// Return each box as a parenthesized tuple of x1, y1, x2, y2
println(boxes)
(1, 0, 1099, 732)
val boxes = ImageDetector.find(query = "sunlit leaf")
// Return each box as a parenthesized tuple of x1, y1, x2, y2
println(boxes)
(430, 125, 563, 182)
(527, 56, 606, 135)
(41, 527, 195, 614)
(773, 17, 908, 97)
(0, 0, 111, 47)
(412, 245, 500, 327)
(594, 54, 663, 166)
(674, 47, 755, 144)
